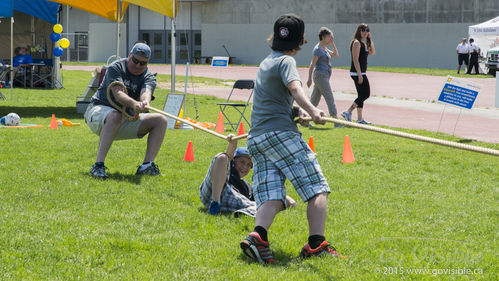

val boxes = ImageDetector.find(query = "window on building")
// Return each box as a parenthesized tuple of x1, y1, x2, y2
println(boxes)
(154, 33, 162, 45)
(180, 34, 188, 46)
(180, 50, 188, 59)
(195, 33, 201, 46)
(142, 33, 150, 45)
(154, 50, 162, 60)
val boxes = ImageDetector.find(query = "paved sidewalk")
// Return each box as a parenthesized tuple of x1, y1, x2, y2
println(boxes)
(64, 64, 499, 143)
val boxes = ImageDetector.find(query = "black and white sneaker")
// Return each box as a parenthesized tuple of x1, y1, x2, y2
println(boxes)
(90, 163, 108, 180)
(135, 162, 161, 176)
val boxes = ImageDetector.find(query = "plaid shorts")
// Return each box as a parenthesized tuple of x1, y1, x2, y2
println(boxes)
(199, 153, 256, 217)
(247, 131, 330, 208)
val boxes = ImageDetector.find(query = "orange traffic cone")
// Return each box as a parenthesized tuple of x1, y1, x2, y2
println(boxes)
(183, 141, 194, 162)
(308, 136, 315, 153)
(49, 114, 58, 129)
(215, 112, 224, 133)
(238, 122, 245, 136)
(343, 135, 355, 163)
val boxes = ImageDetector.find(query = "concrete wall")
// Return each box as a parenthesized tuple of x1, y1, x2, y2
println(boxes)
(202, 23, 471, 69)
(200, 0, 499, 68)
(60, 0, 499, 66)
(88, 23, 127, 63)
(201, 0, 499, 24)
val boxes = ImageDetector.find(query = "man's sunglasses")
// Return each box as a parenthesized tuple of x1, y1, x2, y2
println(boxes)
(361, 28, 370, 32)
(131, 56, 148, 66)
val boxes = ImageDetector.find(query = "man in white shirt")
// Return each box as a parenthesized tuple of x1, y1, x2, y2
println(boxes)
(466, 38, 481, 75)
(456, 38, 469, 74)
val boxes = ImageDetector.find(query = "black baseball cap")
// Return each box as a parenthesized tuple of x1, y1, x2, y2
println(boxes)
(271, 14, 306, 51)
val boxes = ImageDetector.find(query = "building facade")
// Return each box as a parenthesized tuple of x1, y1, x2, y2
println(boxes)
(58, 0, 499, 69)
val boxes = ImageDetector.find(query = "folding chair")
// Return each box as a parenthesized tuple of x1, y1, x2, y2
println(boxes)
(32, 59, 53, 88)
(217, 79, 254, 131)
(0, 64, 10, 99)
(13, 65, 31, 88)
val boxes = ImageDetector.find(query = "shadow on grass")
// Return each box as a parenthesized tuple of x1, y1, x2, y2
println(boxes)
(309, 127, 333, 131)
(79, 171, 142, 185)
(107, 172, 143, 184)
(238, 248, 300, 266)
(0, 106, 83, 119)
(457, 139, 473, 143)
(197, 206, 250, 219)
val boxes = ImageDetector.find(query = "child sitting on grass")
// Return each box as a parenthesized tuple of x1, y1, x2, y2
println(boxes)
(199, 135, 295, 217)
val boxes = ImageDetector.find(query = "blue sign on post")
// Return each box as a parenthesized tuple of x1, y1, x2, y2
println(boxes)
(437, 76, 481, 109)
(211, 56, 229, 67)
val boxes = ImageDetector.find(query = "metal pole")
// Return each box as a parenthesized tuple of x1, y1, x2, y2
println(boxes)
(66, 5, 70, 62)
(452, 109, 463, 136)
(495, 74, 499, 108)
(183, 62, 189, 115)
(171, 10, 176, 96)
(436, 104, 446, 133)
(10, 17, 13, 99)
(116, 0, 121, 59)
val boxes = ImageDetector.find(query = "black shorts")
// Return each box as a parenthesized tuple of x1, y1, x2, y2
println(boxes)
(458, 53, 469, 65)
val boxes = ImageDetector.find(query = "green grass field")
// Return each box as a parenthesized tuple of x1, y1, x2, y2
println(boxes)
(0, 70, 497, 280)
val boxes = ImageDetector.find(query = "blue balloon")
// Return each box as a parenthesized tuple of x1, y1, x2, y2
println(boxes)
(53, 47, 64, 57)
(1, 116, 5, 125)
(50, 32, 61, 42)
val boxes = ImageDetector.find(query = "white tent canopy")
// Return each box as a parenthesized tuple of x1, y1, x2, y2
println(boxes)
(468, 16, 499, 56)
(469, 16, 499, 36)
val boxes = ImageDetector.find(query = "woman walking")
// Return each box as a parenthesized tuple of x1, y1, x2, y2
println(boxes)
(307, 27, 342, 127)
(342, 24, 375, 124)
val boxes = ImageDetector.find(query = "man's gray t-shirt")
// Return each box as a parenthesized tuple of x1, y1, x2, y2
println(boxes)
(249, 51, 301, 137)
(313, 44, 331, 75)
(91, 58, 156, 110)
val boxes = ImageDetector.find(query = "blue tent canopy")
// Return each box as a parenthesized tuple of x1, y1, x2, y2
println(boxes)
(0, 1, 13, 18)
(0, 0, 59, 23)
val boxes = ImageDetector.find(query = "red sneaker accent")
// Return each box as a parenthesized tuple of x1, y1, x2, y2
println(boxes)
(240, 232, 277, 264)
(300, 241, 346, 259)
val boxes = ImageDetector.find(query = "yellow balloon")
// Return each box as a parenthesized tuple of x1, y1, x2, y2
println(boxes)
(59, 38, 70, 49)
(53, 24, 63, 34)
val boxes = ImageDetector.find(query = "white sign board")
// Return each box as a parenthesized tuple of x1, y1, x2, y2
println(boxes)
(163, 94, 184, 129)
(437, 76, 482, 110)
(211, 56, 229, 67)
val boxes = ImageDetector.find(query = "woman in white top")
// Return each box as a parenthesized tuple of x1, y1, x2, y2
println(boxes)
(456, 38, 469, 74)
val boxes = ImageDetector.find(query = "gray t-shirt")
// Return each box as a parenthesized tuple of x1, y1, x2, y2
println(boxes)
(249, 51, 301, 137)
(91, 58, 156, 111)
(313, 44, 331, 75)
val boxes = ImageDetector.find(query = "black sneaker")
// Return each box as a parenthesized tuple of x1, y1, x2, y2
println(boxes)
(90, 163, 108, 180)
(135, 162, 161, 176)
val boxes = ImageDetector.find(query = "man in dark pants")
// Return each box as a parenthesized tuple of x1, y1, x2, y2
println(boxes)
(456, 38, 469, 74)
(466, 38, 481, 75)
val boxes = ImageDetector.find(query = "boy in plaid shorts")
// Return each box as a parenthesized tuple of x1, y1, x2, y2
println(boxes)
(199, 135, 296, 217)
(240, 14, 344, 264)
